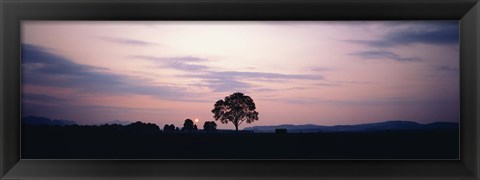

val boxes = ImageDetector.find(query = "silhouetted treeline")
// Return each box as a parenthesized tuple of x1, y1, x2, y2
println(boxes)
(22, 123, 459, 159)
(21, 116, 459, 159)
(22, 116, 222, 133)
(161, 119, 217, 133)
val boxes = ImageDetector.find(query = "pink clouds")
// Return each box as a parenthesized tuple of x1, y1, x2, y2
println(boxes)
(21, 21, 459, 129)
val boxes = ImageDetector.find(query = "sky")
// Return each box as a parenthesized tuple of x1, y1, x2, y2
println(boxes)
(21, 21, 460, 129)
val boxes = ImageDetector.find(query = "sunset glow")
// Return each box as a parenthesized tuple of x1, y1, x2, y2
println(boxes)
(21, 21, 459, 129)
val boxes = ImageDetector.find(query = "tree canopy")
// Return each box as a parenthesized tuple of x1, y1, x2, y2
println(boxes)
(211, 92, 259, 131)
(203, 121, 217, 131)
(163, 124, 176, 133)
(182, 119, 196, 132)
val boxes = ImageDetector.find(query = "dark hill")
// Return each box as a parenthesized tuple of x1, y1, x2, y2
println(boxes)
(22, 116, 77, 126)
(243, 120, 458, 133)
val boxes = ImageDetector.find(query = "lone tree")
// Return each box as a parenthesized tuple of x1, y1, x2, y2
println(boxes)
(212, 92, 259, 132)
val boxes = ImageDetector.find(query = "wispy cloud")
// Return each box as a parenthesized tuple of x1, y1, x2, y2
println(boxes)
(164, 62, 209, 72)
(22, 44, 195, 100)
(309, 67, 332, 72)
(346, 21, 457, 64)
(333, 80, 375, 84)
(184, 71, 324, 92)
(314, 83, 341, 87)
(203, 78, 251, 92)
(131, 55, 208, 62)
(351, 50, 421, 62)
(22, 93, 71, 105)
(21, 94, 174, 125)
(262, 96, 456, 107)
(432, 65, 459, 72)
(98, 36, 159, 46)
(132, 55, 325, 92)
(210, 71, 323, 80)
(131, 55, 209, 71)
(347, 21, 458, 48)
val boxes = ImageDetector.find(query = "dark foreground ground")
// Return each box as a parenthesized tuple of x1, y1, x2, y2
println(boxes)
(22, 125, 458, 159)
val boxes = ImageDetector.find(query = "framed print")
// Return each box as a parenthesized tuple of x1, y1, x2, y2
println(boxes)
(19, 20, 460, 160)
(1, 0, 479, 179)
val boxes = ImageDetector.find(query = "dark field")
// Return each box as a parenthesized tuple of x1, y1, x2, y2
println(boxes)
(22, 125, 459, 159)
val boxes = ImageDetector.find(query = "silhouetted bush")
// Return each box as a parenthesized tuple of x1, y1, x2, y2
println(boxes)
(125, 121, 160, 134)
(182, 119, 195, 132)
(163, 124, 176, 133)
(203, 121, 217, 131)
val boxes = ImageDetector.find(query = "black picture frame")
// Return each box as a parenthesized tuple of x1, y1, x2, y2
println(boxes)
(1, 0, 479, 179)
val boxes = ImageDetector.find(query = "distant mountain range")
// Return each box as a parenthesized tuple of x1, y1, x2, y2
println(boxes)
(243, 121, 459, 133)
(22, 116, 77, 126)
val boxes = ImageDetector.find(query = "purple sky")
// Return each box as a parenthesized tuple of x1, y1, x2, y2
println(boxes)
(21, 21, 459, 129)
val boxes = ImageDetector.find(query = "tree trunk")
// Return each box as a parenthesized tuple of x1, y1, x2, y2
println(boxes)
(234, 119, 239, 132)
